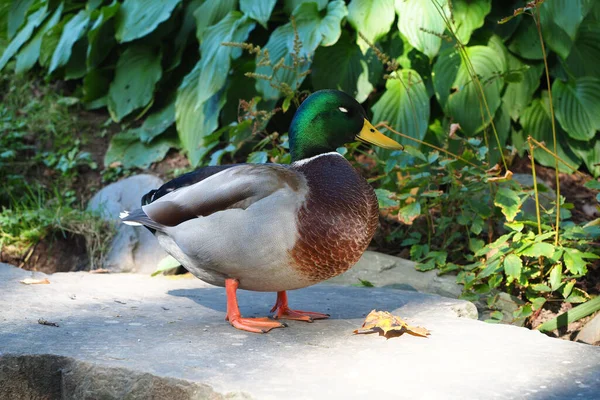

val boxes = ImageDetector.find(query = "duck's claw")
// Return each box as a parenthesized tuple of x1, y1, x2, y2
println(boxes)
(270, 291, 330, 322)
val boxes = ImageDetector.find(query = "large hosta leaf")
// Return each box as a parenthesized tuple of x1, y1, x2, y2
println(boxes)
(520, 92, 581, 173)
(553, 77, 600, 141)
(311, 31, 366, 100)
(195, 12, 255, 106)
(395, 0, 448, 59)
(105, 130, 176, 169)
(572, 136, 600, 177)
(8, 0, 35, 38)
(175, 64, 226, 166)
(294, 0, 348, 51)
(566, 14, 600, 79)
(194, 0, 237, 41)
(372, 69, 430, 147)
(508, 18, 543, 60)
(0, 5, 48, 70)
(539, 0, 594, 59)
(451, 0, 491, 44)
(49, 9, 91, 73)
(240, 0, 276, 28)
(433, 45, 506, 135)
(255, 1, 348, 99)
(347, 0, 394, 50)
(502, 54, 543, 121)
(284, 0, 329, 14)
(15, 4, 63, 73)
(115, 0, 181, 43)
(87, 1, 120, 69)
(107, 45, 162, 121)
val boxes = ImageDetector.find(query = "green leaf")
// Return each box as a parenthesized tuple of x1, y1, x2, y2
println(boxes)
(494, 187, 521, 222)
(398, 202, 421, 225)
(573, 139, 600, 177)
(247, 151, 268, 164)
(503, 254, 522, 280)
(531, 297, 546, 310)
(347, 0, 395, 50)
(194, 0, 237, 41)
(15, 4, 63, 73)
(538, 295, 600, 332)
(553, 77, 600, 141)
(451, 0, 491, 44)
(371, 69, 430, 147)
(395, 0, 448, 59)
(565, 15, 600, 78)
(311, 30, 365, 99)
(139, 100, 175, 143)
(39, 13, 68, 68)
(374, 188, 397, 208)
(0, 5, 48, 71)
(87, 1, 120, 69)
(549, 264, 563, 291)
(175, 63, 226, 166)
(294, 0, 348, 50)
(563, 248, 596, 275)
(531, 284, 552, 292)
(240, 0, 276, 29)
(49, 9, 91, 73)
(520, 92, 582, 173)
(107, 44, 162, 122)
(115, 0, 182, 43)
(284, 0, 329, 14)
(195, 12, 255, 106)
(255, 1, 348, 99)
(502, 55, 543, 121)
(539, 0, 595, 60)
(520, 242, 555, 258)
(508, 18, 543, 60)
(8, 0, 35, 39)
(151, 255, 181, 277)
(104, 130, 174, 169)
(565, 288, 589, 304)
(433, 45, 506, 135)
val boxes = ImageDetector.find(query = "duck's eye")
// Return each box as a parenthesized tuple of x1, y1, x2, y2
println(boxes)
(338, 107, 348, 113)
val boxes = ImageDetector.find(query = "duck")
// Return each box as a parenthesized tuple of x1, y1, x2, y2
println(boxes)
(120, 89, 403, 333)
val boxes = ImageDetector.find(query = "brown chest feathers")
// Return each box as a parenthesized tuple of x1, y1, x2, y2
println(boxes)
(289, 154, 379, 282)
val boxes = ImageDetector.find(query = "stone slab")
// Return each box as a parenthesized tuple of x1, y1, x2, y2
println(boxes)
(327, 251, 463, 298)
(1, 263, 599, 399)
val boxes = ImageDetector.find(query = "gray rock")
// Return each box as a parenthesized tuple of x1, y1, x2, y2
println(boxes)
(327, 251, 464, 299)
(576, 312, 600, 345)
(2, 263, 599, 399)
(87, 174, 167, 274)
(512, 173, 556, 217)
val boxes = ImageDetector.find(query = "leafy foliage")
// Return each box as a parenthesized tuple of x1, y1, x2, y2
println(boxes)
(2, 0, 600, 329)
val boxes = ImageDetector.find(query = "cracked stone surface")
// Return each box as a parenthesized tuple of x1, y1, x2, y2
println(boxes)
(1, 263, 599, 399)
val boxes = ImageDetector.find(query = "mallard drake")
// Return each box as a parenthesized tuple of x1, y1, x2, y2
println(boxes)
(120, 90, 402, 333)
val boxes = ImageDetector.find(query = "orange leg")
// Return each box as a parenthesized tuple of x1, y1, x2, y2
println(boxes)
(225, 279, 286, 333)
(270, 291, 330, 322)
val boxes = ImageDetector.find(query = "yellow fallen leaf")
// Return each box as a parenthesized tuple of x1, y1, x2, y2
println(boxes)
(20, 278, 50, 285)
(353, 310, 430, 339)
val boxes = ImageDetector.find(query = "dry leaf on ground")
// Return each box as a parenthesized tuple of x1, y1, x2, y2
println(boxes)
(19, 278, 50, 285)
(353, 310, 430, 339)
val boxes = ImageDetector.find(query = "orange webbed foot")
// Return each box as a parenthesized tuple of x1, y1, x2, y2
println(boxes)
(225, 279, 286, 333)
(270, 291, 330, 322)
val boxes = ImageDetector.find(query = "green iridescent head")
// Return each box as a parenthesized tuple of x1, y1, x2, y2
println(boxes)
(288, 90, 402, 161)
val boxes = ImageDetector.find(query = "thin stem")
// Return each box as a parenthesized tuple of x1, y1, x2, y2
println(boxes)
(533, 7, 560, 246)
(528, 137, 543, 236)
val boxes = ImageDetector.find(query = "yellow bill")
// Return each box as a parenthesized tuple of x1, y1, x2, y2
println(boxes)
(356, 119, 403, 150)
